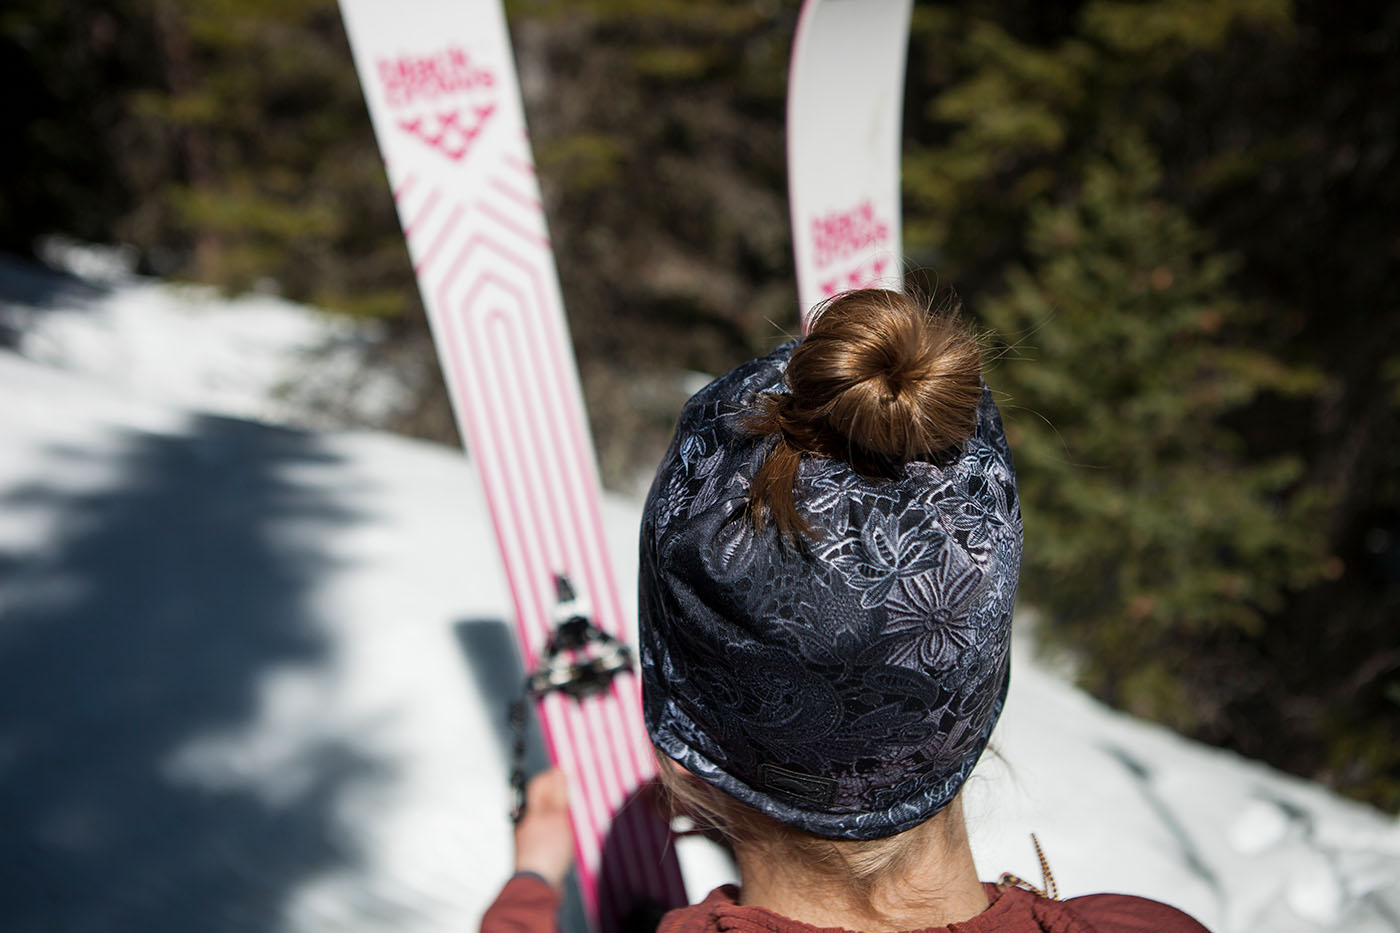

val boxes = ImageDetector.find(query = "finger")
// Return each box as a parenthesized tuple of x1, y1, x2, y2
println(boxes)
(527, 767, 569, 814)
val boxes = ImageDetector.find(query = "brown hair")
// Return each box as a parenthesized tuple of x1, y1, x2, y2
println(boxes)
(655, 754, 960, 923)
(745, 289, 983, 540)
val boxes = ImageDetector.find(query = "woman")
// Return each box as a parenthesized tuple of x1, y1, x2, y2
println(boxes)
(485, 289, 1209, 932)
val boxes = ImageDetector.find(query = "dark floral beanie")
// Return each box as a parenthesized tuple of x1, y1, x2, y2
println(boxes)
(639, 338, 1022, 840)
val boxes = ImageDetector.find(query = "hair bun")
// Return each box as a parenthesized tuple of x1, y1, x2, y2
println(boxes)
(790, 288, 982, 465)
(746, 288, 983, 538)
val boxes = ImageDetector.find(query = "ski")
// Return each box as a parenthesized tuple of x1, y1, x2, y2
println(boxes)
(788, 0, 914, 322)
(335, 2, 686, 928)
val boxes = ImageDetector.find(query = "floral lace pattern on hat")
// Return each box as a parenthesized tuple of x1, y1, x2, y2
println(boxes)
(640, 340, 1022, 840)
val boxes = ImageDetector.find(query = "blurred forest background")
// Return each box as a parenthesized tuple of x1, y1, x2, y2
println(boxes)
(3, 0, 1396, 810)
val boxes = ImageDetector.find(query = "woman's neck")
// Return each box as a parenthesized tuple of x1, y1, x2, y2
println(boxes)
(733, 800, 989, 932)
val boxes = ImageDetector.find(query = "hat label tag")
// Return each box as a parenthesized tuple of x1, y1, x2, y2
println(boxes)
(759, 764, 837, 805)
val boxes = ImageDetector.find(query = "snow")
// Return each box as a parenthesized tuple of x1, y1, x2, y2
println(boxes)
(1, 248, 1397, 932)
(2, 243, 410, 431)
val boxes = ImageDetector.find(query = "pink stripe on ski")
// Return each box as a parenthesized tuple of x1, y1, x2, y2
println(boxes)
(440, 289, 609, 901)
(392, 173, 418, 203)
(471, 214, 685, 904)
(490, 285, 664, 896)
(403, 187, 444, 239)
(473, 271, 655, 890)
(530, 259, 658, 787)
(477, 198, 551, 249)
(452, 230, 645, 773)
(504, 153, 537, 176)
(413, 203, 466, 274)
(454, 280, 617, 840)
(428, 283, 592, 859)
(489, 175, 544, 212)
(451, 274, 636, 891)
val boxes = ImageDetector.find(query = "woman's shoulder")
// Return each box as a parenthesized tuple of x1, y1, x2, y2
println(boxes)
(656, 885, 1211, 933)
(657, 885, 742, 933)
(1056, 890, 1212, 932)
(988, 884, 1211, 933)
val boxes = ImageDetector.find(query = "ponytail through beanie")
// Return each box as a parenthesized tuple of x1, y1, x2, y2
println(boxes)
(745, 290, 983, 539)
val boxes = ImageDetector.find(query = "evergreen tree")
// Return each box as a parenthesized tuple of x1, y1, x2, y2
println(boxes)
(979, 134, 1324, 725)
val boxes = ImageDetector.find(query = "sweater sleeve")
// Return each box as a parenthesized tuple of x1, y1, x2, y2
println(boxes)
(480, 873, 562, 933)
(1065, 893, 1213, 932)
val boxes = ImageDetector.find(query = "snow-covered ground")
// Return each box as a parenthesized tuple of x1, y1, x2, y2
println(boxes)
(1, 249, 1397, 932)
(4, 240, 410, 431)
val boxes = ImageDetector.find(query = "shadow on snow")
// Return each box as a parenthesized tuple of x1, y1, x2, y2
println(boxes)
(0, 413, 386, 932)
(0, 253, 111, 350)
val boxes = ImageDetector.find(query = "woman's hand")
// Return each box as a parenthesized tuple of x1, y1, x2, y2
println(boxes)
(514, 768, 574, 890)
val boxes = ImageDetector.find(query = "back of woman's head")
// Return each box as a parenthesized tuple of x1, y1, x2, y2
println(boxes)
(745, 289, 983, 539)
(639, 285, 1020, 848)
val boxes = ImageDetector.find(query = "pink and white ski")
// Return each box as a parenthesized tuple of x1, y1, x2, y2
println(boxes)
(336, 2, 686, 928)
(788, 0, 914, 324)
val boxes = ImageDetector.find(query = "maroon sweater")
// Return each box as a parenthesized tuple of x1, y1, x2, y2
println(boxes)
(481, 875, 1211, 933)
